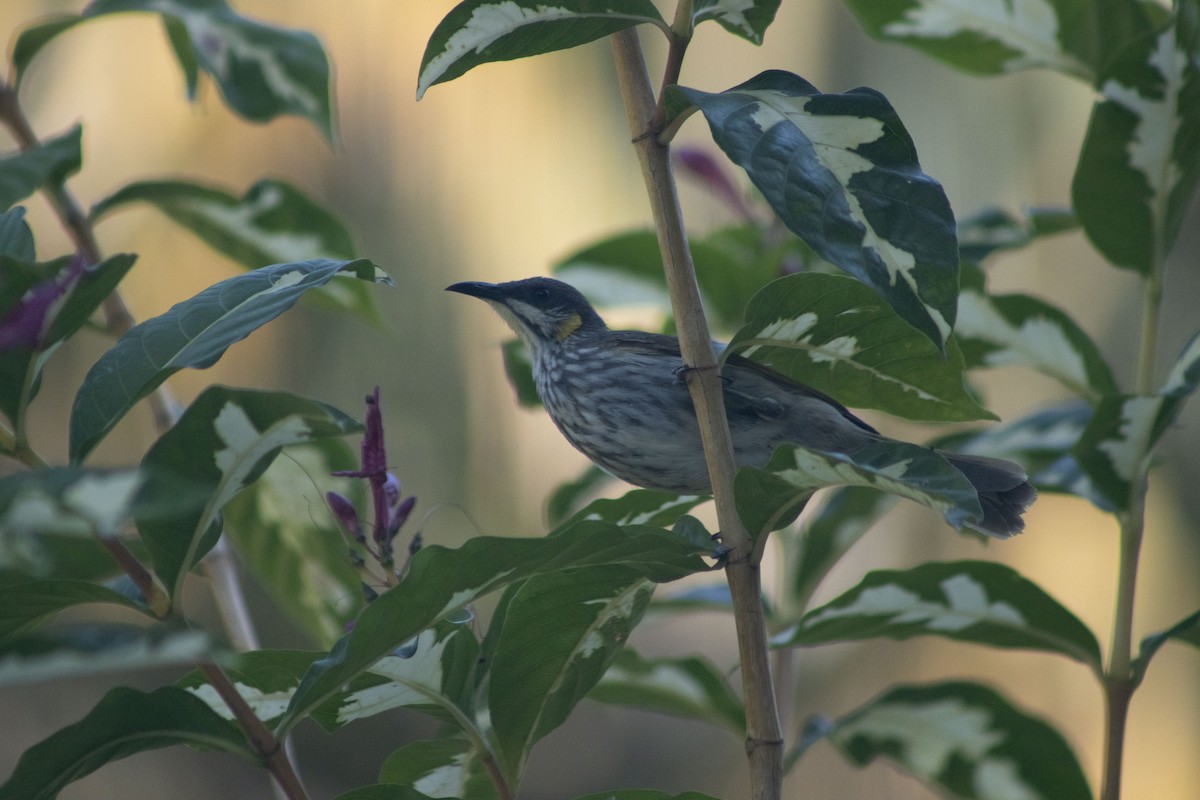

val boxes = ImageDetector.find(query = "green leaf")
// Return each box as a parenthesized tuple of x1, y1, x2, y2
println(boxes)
(787, 486, 897, 612)
(0, 579, 150, 642)
(178, 649, 319, 728)
(417, 0, 666, 99)
(726, 273, 994, 422)
(277, 521, 711, 735)
(42, 254, 138, 345)
(11, 15, 86, 86)
(136, 386, 363, 601)
(735, 440, 984, 541)
(1073, 331, 1200, 509)
(1073, 8, 1200, 272)
(0, 125, 82, 212)
(84, 0, 335, 139)
(0, 626, 211, 688)
(812, 681, 1092, 800)
(547, 464, 613, 526)
(223, 441, 363, 647)
(489, 567, 654, 781)
(68, 258, 388, 462)
(0, 467, 148, 539)
(956, 206, 1078, 265)
(313, 619, 480, 731)
(778, 561, 1102, 668)
(1133, 609, 1200, 684)
(0, 207, 35, 261)
(90, 179, 377, 319)
(379, 738, 496, 800)
(0, 685, 253, 800)
(693, 0, 780, 45)
(501, 337, 541, 407)
(588, 647, 744, 734)
(841, 0, 1162, 83)
(956, 286, 1118, 402)
(674, 71, 960, 352)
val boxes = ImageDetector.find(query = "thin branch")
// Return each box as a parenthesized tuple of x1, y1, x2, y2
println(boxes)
(609, 26, 783, 800)
(200, 663, 310, 800)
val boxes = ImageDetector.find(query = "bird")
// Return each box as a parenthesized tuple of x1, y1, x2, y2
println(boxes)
(447, 277, 1036, 538)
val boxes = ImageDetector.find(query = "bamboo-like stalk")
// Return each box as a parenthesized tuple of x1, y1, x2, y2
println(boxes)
(609, 26, 783, 800)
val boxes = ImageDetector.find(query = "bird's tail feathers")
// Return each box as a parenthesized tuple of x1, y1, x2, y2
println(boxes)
(939, 451, 1037, 539)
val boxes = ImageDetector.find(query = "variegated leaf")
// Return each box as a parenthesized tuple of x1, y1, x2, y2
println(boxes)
(673, 71, 960, 351)
(564, 488, 707, 529)
(84, 0, 335, 138)
(0, 627, 212, 688)
(418, 0, 666, 99)
(90, 179, 376, 319)
(727, 274, 992, 422)
(136, 387, 363, 601)
(842, 0, 1163, 84)
(778, 560, 1101, 667)
(379, 739, 498, 800)
(956, 206, 1077, 265)
(808, 681, 1091, 799)
(68, 258, 388, 462)
(956, 287, 1118, 402)
(588, 647, 745, 733)
(179, 649, 318, 728)
(1073, 7, 1200, 272)
(1073, 331, 1200, 509)
(692, 0, 780, 45)
(278, 522, 711, 735)
(0, 468, 145, 541)
(735, 439, 983, 541)
(936, 402, 1110, 510)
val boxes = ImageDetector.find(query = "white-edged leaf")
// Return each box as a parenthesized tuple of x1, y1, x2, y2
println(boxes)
(842, 0, 1163, 84)
(0, 468, 146, 540)
(277, 522, 710, 736)
(68, 258, 388, 462)
(588, 647, 744, 733)
(673, 71, 959, 352)
(379, 739, 498, 800)
(692, 0, 780, 45)
(727, 273, 994, 422)
(418, 0, 666, 100)
(0, 685, 250, 800)
(808, 681, 1091, 799)
(736, 439, 983, 542)
(319, 621, 479, 730)
(777, 561, 1102, 667)
(936, 402, 1110, 510)
(564, 488, 708, 529)
(135, 387, 363, 601)
(489, 567, 654, 781)
(179, 649, 318, 728)
(1073, 331, 1200, 509)
(956, 206, 1078, 265)
(84, 0, 335, 138)
(956, 286, 1118, 402)
(1073, 8, 1200, 272)
(222, 441, 364, 647)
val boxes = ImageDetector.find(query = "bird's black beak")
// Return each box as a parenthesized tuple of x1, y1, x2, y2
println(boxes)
(446, 281, 502, 300)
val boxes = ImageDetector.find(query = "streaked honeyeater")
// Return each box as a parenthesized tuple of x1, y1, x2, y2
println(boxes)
(448, 277, 1035, 538)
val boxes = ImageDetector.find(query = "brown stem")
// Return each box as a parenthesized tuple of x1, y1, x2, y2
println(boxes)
(98, 534, 171, 618)
(609, 27, 783, 800)
(200, 663, 310, 800)
(1101, 676, 1133, 800)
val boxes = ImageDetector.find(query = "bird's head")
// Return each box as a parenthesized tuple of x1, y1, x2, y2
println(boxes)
(446, 277, 607, 350)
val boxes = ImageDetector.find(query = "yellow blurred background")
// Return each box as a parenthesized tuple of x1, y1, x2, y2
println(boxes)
(1, 1, 1198, 798)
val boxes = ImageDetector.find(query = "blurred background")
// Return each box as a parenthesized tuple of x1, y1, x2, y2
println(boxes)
(1, 1, 1198, 798)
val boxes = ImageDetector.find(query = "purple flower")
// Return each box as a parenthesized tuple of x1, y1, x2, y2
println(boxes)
(0, 256, 87, 352)
(675, 147, 755, 221)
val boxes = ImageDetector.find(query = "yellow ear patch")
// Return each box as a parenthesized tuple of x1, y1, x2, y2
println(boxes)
(556, 312, 583, 341)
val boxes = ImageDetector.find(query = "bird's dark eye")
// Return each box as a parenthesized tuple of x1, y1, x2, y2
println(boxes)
(532, 287, 551, 303)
